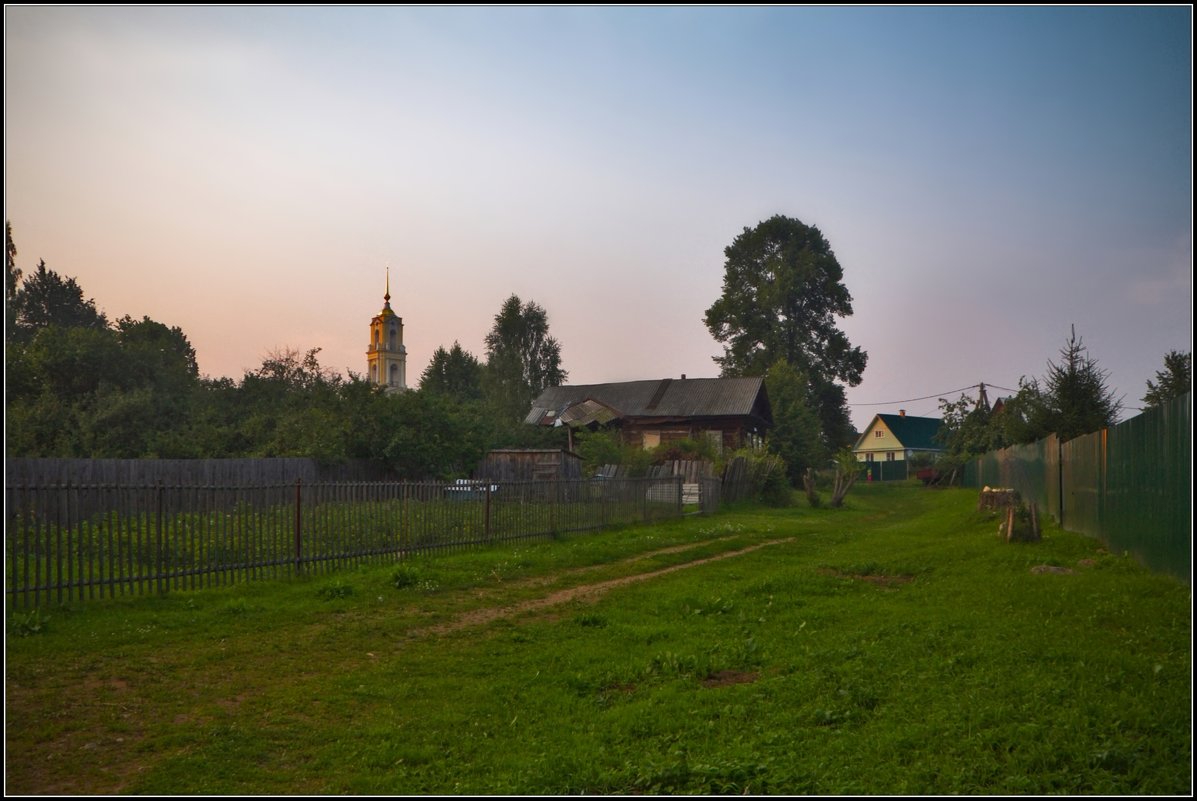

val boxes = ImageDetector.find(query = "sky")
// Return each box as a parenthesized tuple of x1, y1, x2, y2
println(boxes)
(4, 6, 1192, 432)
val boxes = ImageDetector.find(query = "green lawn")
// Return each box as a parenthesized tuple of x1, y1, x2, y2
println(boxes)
(5, 483, 1191, 794)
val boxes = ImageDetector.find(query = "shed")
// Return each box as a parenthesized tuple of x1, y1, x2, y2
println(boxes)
(474, 449, 583, 482)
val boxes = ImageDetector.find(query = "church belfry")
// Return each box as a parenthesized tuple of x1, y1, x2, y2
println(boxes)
(366, 268, 407, 391)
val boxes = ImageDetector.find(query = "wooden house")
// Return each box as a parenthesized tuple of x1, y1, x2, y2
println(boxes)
(852, 410, 944, 465)
(526, 376, 772, 453)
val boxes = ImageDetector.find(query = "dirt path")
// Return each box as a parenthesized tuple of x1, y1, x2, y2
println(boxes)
(415, 538, 794, 636)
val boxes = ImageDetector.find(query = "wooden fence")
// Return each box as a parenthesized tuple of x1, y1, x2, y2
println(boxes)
(5, 457, 393, 486)
(5, 476, 698, 608)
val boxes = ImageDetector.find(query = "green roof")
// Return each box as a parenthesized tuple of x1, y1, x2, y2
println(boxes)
(856, 414, 943, 451)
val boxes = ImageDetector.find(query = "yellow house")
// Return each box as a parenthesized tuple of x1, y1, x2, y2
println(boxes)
(853, 410, 943, 465)
(366, 270, 407, 391)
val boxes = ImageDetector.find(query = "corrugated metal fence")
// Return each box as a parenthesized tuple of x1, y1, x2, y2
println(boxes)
(857, 460, 909, 482)
(964, 392, 1191, 581)
(5, 476, 703, 608)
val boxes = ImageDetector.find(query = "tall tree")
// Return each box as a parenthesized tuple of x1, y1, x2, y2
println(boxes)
(1142, 350, 1191, 409)
(6, 221, 21, 341)
(704, 215, 866, 448)
(483, 294, 567, 421)
(420, 341, 484, 403)
(1025, 326, 1123, 442)
(11, 259, 108, 340)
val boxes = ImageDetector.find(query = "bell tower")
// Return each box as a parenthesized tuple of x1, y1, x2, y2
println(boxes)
(366, 268, 407, 391)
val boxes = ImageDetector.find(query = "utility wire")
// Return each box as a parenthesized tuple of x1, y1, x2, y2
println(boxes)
(849, 382, 1022, 407)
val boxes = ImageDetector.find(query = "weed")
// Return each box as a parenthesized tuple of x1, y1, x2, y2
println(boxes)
(8, 608, 50, 637)
(391, 565, 422, 589)
(316, 579, 354, 600)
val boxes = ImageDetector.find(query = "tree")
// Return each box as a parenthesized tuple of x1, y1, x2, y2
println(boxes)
(6, 220, 20, 341)
(828, 448, 861, 508)
(764, 358, 826, 484)
(1142, 350, 1191, 409)
(378, 390, 489, 479)
(704, 215, 866, 448)
(935, 392, 1002, 462)
(11, 259, 108, 340)
(238, 347, 349, 460)
(419, 341, 484, 403)
(483, 294, 567, 422)
(1024, 326, 1122, 442)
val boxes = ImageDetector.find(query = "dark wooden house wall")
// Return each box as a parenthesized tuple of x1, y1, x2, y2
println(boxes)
(618, 418, 756, 453)
(475, 450, 583, 482)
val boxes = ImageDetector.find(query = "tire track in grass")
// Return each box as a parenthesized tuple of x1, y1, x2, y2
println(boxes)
(415, 538, 795, 636)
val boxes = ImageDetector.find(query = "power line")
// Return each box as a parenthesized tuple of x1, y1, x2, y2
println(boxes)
(848, 381, 1022, 407)
(848, 384, 979, 407)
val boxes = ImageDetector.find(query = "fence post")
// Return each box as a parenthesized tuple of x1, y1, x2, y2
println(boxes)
(294, 478, 302, 574)
(549, 480, 557, 535)
(675, 475, 683, 517)
(156, 482, 165, 596)
(485, 482, 492, 542)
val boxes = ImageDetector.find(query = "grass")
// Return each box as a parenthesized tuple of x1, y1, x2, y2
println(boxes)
(5, 483, 1191, 794)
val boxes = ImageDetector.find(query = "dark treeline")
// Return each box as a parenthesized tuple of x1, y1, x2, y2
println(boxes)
(4, 223, 567, 478)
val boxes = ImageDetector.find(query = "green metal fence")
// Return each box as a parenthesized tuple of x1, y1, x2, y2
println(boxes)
(1101, 393, 1191, 578)
(857, 460, 909, 482)
(964, 392, 1191, 582)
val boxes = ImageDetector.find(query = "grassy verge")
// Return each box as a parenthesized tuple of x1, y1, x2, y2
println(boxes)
(6, 483, 1191, 794)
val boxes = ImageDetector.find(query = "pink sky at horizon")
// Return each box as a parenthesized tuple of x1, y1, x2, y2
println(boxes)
(6, 7, 1191, 431)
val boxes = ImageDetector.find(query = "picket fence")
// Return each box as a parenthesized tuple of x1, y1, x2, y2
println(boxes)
(5, 475, 717, 608)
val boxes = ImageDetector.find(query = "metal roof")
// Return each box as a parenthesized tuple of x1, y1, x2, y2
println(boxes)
(528, 377, 772, 426)
(853, 413, 944, 451)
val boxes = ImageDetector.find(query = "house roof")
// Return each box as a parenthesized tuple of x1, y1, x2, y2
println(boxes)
(526, 377, 772, 427)
(854, 413, 943, 451)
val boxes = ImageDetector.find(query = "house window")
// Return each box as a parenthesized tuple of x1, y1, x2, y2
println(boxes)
(874, 430, 884, 438)
(886, 452, 895, 461)
(865, 452, 875, 463)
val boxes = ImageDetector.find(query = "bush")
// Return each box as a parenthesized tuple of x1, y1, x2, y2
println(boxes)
(654, 437, 719, 464)
(759, 468, 794, 507)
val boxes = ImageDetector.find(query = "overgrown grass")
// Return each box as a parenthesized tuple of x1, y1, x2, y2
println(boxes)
(5, 484, 1190, 794)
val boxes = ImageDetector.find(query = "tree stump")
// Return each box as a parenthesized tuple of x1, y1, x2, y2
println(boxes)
(978, 487, 1020, 511)
(1002, 501, 1041, 543)
(803, 467, 820, 508)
